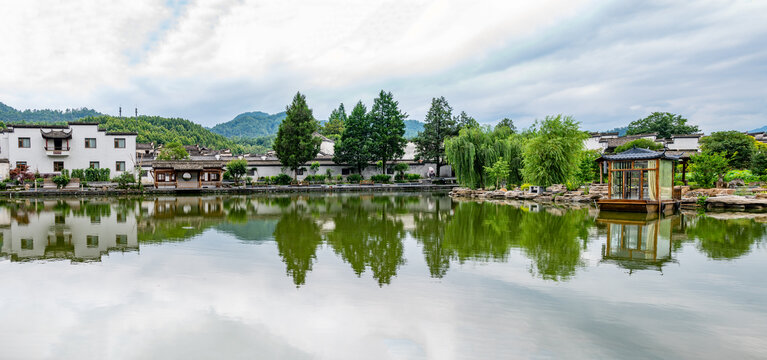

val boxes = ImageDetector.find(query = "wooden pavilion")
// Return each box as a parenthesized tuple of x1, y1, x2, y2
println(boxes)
(596, 147, 680, 213)
(597, 212, 674, 273)
(151, 160, 225, 189)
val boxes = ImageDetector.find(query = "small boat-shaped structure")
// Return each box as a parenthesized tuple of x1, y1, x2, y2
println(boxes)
(597, 147, 679, 214)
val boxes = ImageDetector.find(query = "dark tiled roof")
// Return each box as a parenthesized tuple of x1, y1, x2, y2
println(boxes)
(601, 147, 680, 161)
(40, 129, 73, 139)
(152, 160, 225, 171)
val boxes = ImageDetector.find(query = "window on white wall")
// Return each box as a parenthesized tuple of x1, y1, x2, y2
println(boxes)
(114, 138, 125, 148)
(18, 138, 30, 148)
(115, 161, 126, 171)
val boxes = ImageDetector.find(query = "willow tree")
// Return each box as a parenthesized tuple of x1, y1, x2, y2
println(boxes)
(445, 127, 523, 189)
(522, 115, 588, 187)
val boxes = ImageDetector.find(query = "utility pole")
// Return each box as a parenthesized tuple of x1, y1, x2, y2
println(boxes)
(119, 106, 122, 118)
(135, 107, 138, 118)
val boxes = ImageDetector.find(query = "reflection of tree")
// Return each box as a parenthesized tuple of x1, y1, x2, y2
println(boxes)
(414, 201, 593, 281)
(325, 198, 405, 286)
(686, 216, 765, 260)
(273, 208, 323, 286)
(517, 209, 592, 281)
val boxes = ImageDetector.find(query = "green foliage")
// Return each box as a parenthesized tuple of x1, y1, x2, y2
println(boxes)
(274, 92, 322, 179)
(484, 157, 510, 189)
(226, 159, 248, 184)
(614, 138, 664, 153)
(112, 172, 136, 189)
(700, 131, 755, 169)
(210, 111, 286, 138)
(522, 115, 588, 187)
(697, 195, 708, 207)
(414, 97, 458, 175)
(445, 127, 523, 189)
(334, 101, 374, 174)
(229, 135, 275, 154)
(310, 161, 320, 173)
(320, 103, 346, 141)
(495, 118, 516, 135)
(406, 173, 421, 181)
(156, 141, 190, 160)
(690, 151, 730, 188)
(304, 174, 327, 183)
(393, 163, 409, 180)
(686, 216, 766, 259)
(751, 147, 767, 176)
(0, 102, 102, 123)
(521, 183, 532, 191)
(565, 180, 580, 191)
(52, 170, 71, 188)
(82, 115, 238, 152)
(347, 174, 363, 183)
(274, 173, 293, 185)
(455, 111, 479, 130)
(369, 90, 408, 174)
(723, 169, 759, 183)
(575, 149, 602, 184)
(626, 112, 699, 139)
(371, 174, 392, 183)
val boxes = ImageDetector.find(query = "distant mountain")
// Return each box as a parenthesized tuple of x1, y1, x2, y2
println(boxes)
(404, 120, 424, 139)
(211, 111, 287, 138)
(0, 101, 103, 124)
(750, 126, 767, 133)
(213, 110, 425, 139)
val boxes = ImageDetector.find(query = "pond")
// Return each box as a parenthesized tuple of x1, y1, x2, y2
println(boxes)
(1, 193, 766, 359)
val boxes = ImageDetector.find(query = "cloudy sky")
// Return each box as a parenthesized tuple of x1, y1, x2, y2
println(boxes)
(1, 0, 766, 132)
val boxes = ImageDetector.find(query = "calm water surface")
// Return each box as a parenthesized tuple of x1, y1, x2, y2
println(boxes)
(1, 193, 766, 359)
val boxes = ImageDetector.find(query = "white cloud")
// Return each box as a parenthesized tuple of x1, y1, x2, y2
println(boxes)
(0, 0, 766, 132)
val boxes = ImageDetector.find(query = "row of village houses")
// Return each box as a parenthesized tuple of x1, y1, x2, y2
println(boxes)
(1, 122, 765, 188)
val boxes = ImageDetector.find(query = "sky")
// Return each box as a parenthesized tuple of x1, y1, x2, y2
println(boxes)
(1, 0, 766, 132)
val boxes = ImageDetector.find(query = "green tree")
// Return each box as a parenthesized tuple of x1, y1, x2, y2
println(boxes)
(455, 111, 479, 130)
(273, 92, 322, 180)
(333, 101, 374, 174)
(690, 151, 730, 188)
(484, 157, 510, 189)
(575, 149, 602, 184)
(522, 115, 588, 187)
(495, 118, 516, 135)
(445, 127, 523, 189)
(226, 159, 248, 185)
(700, 131, 756, 169)
(614, 138, 664, 153)
(369, 91, 408, 174)
(321, 103, 346, 142)
(751, 146, 767, 176)
(414, 96, 458, 176)
(156, 141, 190, 160)
(626, 112, 699, 139)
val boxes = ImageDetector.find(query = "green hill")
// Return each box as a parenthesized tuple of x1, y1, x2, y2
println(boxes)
(212, 110, 424, 139)
(211, 111, 287, 138)
(0, 101, 102, 123)
(404, 120, 424, 138)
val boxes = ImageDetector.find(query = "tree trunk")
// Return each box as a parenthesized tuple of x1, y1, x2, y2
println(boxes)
(382, 160, 387, 175)
(436, 161, 442, 178)
(294, 168, 298, 181)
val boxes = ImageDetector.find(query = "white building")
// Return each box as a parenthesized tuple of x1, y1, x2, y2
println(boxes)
(0, 122, 137, 179)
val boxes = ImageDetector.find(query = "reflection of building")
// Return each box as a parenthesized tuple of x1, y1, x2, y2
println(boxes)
(0, 200, 138, 262)
(599, 212, 674, 272)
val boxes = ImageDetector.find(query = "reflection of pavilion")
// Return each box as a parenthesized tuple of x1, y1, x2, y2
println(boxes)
(598, 212, 674, 273)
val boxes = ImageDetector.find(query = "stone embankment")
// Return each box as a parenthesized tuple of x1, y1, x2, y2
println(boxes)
(449, 183, 607, 204)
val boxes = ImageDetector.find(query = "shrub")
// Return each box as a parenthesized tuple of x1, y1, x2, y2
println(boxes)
(521, 183, 532, 191)
(347, 174, 363, 183)
(112, 172, 136, 189)
(52, 172, 70, 188)
(371, 174, 391, 183)
(273, 173, 292, 185)
(724, 169, 759, 184)
(0, 181, 6, 190)
(226, 159, 248, 184)
(697, 195, 708, 208)
(406, 173, 421, 181)
(690, 151, 730, 188)
(565, 180, 581, 191)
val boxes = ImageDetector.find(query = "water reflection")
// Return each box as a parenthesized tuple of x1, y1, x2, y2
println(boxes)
(598, 212, 675, 273)
(1, 195, 765, 285)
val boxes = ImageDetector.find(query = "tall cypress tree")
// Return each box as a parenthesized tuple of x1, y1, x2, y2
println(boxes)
(333, 101, 373, 174)
(369, 90, 408, 174)
(321, 103, 347, 141)
(414, 96, 457, 176)
(274, 92, 321, 180)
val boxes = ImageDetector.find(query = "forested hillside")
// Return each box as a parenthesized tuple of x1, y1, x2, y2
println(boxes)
(211, 111, 287, 138)
(0, 101, 102, 123)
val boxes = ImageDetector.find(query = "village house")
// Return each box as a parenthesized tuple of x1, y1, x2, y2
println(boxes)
(0, 122, 137, 179)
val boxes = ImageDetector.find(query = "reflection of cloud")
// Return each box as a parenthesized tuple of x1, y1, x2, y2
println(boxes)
(2, 1, 766, 131)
